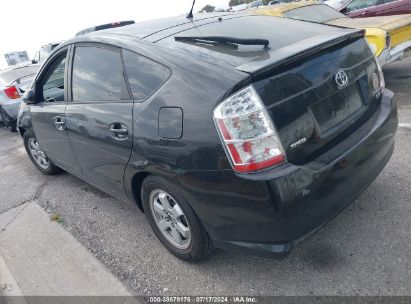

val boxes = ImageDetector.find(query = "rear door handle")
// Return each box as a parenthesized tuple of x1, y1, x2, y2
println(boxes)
(53, 116, 66, 131)
(109, 123, 129, 140)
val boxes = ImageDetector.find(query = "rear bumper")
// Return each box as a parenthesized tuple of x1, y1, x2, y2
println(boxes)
(179, 90, 397, 256)
(0, 99, 21, 121)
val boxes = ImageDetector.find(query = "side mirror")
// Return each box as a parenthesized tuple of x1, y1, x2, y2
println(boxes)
(23, 89, 37, 104)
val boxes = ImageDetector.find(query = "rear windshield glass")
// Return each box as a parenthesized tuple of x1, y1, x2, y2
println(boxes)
(0, 65, 39, 85)
(157, 15, 346, 68)
(15, 74, 36, 86)
(284, 5, 346, 23)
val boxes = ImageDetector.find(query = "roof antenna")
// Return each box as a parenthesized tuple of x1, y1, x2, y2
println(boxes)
(187, 0, 196, 19)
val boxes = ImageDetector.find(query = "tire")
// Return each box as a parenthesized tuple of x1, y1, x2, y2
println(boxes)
(10, 120, 17, 132)
(23, 131, 62, 175)
(141, 175, 213, 261)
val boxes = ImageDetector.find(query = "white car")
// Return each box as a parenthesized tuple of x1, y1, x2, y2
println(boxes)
(227, 3, 249, 11)
(324, 0, 350, 10)
(0, 64, 39, 131)
(32, 42, 62, 64)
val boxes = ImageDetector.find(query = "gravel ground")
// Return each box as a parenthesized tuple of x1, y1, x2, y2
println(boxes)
(0, 58, 410, 297)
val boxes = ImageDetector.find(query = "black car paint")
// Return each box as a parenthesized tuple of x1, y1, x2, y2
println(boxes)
(18, 13, 398, 256)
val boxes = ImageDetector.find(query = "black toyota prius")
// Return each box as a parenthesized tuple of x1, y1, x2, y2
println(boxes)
(18, 12, 398, 261)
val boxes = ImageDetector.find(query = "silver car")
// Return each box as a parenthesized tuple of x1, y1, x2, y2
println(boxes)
(31, 42, 62, 64)
(325, 0, 350, 10)
(0, 64, 39, 131)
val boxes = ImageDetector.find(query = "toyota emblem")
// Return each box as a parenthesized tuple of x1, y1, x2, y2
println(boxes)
(335, 70, 349, 88)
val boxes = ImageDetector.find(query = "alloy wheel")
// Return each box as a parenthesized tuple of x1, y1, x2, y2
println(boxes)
(28, 138, 50, 170)
(149, 189, 191, 250)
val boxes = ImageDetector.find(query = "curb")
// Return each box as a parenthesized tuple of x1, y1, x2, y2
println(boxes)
(0, 254, 24, 297)
(0, 202, 134, 297)
(399, 123, 411, 130)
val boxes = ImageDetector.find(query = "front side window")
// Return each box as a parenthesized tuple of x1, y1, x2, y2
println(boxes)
(122, 50, 171, 101)
(284, 5, 346, 22)
(346, 0, 379, 12)
(71, 46, 128, 102)
(42, 53, 67, 102)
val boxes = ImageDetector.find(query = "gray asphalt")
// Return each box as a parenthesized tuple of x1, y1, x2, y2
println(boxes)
(0, 58, 410, 296)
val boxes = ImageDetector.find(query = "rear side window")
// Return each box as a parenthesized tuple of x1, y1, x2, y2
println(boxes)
(122, 50, 171, 101)
(72, 46, 129, 102)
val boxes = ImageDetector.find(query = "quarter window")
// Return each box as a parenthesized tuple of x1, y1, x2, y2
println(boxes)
(122, 50, 171, 101)
(72, 46, 129, 102)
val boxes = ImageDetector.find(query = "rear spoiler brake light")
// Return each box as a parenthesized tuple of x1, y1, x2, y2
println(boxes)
(95, 20, 135, 31)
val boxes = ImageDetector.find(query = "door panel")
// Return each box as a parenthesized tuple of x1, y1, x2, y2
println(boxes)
(30, 48, 80, 174)
(65, 103, 133, 199)
(65, 44, 133, 200)
(376, 0, 410, 15)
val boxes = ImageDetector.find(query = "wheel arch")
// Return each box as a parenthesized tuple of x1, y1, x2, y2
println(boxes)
(130, 171, 151, 212)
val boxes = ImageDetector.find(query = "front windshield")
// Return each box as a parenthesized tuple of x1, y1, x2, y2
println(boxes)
(284, 4, 347, 23)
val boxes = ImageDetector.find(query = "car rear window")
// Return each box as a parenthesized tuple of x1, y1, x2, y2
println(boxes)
(0, 65, 39, 85)
(122, 50, 171, 101)
(72, 46, 129, 102)
(156, 15, 348, 68)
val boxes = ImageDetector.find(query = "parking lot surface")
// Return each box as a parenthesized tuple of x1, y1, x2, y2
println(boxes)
(0, 58, 410, 296)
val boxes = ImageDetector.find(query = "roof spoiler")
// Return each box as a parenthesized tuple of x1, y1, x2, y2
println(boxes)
(76, 20, 135, 36)
(95, 20, 135, 31)
(236, 30, 365, 75)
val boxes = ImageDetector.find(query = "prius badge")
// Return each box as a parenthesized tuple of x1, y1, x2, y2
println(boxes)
(335, 70, 349, 88)
(290, 138, 307, 150)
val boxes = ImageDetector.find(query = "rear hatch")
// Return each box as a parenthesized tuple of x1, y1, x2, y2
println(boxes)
(155, 15, 380, 169)
(250, 37, 380, 167)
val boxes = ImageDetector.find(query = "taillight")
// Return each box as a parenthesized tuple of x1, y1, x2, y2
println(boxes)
(4, 86, 20, 99)
(213, 85, 286, 173)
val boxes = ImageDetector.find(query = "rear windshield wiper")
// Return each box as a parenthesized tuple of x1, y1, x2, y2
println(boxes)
(174, 36, 270, 49)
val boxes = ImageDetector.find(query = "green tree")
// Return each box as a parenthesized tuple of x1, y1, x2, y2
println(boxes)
(199, 4, 216, 12)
